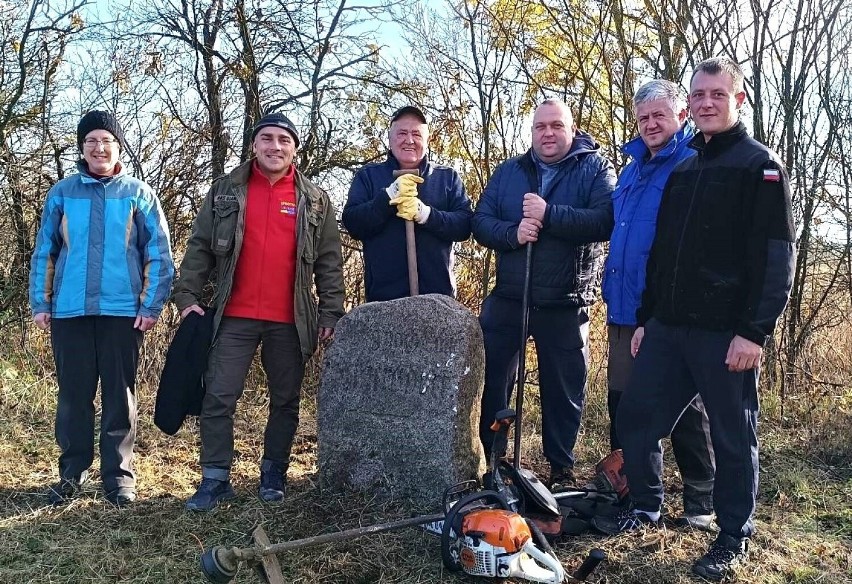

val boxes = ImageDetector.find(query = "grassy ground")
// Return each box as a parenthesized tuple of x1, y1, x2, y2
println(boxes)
(0, 330, 850, 584)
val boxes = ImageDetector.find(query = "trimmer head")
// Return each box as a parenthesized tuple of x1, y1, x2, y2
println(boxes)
(200, 546, 238, 584)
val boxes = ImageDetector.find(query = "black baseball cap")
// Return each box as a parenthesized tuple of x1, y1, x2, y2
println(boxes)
(390, 105, 427, 124)
(251, 112, 300, 148)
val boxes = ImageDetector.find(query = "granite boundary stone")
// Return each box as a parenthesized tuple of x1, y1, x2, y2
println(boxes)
(317, 294, 485, 507)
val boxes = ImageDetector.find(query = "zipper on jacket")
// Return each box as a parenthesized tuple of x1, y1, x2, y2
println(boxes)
(670, 150, 705, 314)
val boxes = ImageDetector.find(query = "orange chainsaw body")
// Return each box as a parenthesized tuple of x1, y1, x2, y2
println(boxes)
(461, 509, 531, 554)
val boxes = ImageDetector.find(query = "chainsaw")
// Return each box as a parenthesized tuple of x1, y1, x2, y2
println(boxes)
(439, 489, 606, 583)
(441, 490, 565, 583)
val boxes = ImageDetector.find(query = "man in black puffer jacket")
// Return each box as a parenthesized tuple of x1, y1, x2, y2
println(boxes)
(473, 99, 615, 488)
(591, 58, 796, 583)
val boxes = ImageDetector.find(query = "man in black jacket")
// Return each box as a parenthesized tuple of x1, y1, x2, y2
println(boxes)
(591, 58, 796, 582)
(473, 99, 615, 488)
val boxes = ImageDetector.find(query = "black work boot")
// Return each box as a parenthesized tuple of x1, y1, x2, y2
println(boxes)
(47, 471, 89, 505)
(692, 532, 748, 581)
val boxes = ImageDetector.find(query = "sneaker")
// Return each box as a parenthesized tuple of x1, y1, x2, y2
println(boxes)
(591, 507, 660, 535)
(185, 478, 236, 511)
(258, 466, 286, 503)
(692, 533, 748, 581)
(47, 472, 89, 505)
(673, 513, 718, 533)
(105, 487, 137, 507)
(547, 466, 575, 492)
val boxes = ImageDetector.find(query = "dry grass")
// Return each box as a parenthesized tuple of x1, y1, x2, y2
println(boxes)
(0, 321, 850, 584)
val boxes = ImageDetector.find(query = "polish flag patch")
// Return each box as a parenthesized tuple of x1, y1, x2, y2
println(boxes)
(763, 169, 781, 182)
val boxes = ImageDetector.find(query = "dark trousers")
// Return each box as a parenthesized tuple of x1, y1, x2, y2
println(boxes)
(617, 319, 759, 538)
(51, 316, 142, 492)
(200, 317, 304, 480)
(607, 324, 715, 515)
(479, 295, 589, 470)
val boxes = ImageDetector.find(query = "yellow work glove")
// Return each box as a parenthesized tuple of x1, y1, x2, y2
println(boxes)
(390, 195, 421, 221)
(385, 173, 424, 199)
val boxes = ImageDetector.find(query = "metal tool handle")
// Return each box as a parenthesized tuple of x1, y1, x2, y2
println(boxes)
(513, 242, 534, 469)
(572, 548, 606, 581)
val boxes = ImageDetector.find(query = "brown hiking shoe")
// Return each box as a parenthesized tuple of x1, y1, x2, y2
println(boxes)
(547, 466, 576, 491)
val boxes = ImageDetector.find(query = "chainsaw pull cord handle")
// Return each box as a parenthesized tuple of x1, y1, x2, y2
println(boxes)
(513, 242, 534, 469)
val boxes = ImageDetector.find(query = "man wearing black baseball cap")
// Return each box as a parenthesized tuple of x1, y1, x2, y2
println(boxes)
(172, 109, 344, 510)
(390, 105, 427, 124)
(343, 105, 473, 301)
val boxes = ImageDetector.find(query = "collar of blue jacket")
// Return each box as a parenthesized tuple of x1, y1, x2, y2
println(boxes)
(622, 121, 695, 165)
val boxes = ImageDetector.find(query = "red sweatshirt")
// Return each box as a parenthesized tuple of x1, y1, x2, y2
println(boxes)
(224, 162, 297, 323)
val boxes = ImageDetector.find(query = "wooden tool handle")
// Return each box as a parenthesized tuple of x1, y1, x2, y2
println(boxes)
(393, 168, 420, 296)
(405, 220, 418, 296)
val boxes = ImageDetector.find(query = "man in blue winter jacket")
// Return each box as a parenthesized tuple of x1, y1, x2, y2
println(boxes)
(343, 106, 473, 301)
(602, 80, 716, 530)
(473, 99, 615, 488)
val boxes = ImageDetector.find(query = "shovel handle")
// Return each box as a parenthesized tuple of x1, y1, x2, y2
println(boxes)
(406, 220, 418, 295)
(393, 169, 420, 296)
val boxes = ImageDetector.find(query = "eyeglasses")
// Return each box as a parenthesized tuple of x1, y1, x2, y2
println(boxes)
(83, 138, 119, 148)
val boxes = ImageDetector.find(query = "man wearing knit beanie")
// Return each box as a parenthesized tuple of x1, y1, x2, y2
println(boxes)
(250, 111, 300, 148)
(173, 109, 344, 511)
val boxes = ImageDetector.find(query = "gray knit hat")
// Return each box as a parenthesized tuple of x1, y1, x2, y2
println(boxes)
(77, 110, 125, 150)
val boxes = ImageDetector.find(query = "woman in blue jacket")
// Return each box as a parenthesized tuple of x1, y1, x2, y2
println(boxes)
(29, 111, 174, 506)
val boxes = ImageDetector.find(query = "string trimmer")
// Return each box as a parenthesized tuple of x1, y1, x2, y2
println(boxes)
(200, 478, 605, 583)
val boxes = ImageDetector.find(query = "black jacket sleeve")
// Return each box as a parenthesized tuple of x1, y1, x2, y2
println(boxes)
(546, 156, 616, 243)
(635, 177, 670, 326)
(735, 160, 796, 345)
(342, 168, 397, 241)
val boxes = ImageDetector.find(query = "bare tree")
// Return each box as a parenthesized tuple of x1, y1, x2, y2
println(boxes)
(0, 0, 85, 326)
